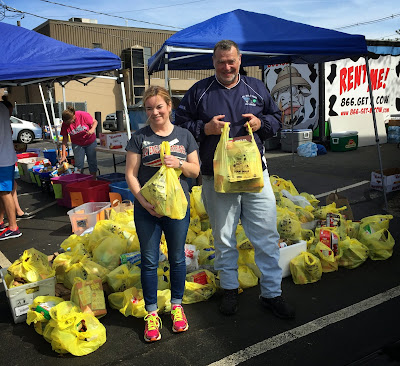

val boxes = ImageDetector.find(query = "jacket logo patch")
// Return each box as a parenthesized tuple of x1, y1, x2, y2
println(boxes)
(242, 95, 257, 106)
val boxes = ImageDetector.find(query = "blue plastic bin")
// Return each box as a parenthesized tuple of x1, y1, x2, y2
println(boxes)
(26, 148, 42, 157)
(109, 180, 135, 202)
(97, 172, 126, 183)
(43, 149, 57, 165)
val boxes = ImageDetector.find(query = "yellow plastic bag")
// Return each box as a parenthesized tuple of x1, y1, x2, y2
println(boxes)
(108, 287, 171, 317)
(198, 246, 216, 272)
(290, 251, 322, 284)
(359, 214, 393, 231)
(183, 270, 216, 304)
(26, 296, 65, 336)
(270, 175, 299, 196)
(358, 228, 395, 260)
(49, 310, 106, 356)
(338, 237, 369, 269)
(192, 228, 214, 250)
(315, 242, 342, 273)
(92, 235, 128, 271)
(52, 251, 83, 284)
(191, 185, 208, 219)
(214, 123, 264, 193)
(106, 263, 141, 293)
(236, 224, 253, 249)
(238, 265, 258, 288)
(140, 141, 188, 219)
(63, 256, 109, 290)
(8, 248, 55, 283)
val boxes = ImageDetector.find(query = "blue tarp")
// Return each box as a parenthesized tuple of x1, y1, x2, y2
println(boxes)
(0, 21, 121, 83)
(148, 9, 368, 73)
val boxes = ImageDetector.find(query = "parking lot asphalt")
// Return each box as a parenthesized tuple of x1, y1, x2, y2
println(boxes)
(0, 140, 399, 366)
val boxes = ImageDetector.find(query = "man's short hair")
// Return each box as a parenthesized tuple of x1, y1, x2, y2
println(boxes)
(213, 40, 240, 55)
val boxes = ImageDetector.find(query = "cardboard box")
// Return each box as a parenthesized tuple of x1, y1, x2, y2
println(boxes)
(370, 168, 400, 193)
(278, 240, 307, 278)
(0, 268, 56, 323)
(99, 132, 128, 150)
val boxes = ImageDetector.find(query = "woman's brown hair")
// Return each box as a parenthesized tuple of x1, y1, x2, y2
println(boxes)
(142, 86, 172, 107)
(62, 106, 75, 122)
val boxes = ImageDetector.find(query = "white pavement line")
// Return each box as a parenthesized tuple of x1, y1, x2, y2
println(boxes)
(27, 200, 57, 215)
(314, 180, 370, 199)
(208, 286, 400, 366)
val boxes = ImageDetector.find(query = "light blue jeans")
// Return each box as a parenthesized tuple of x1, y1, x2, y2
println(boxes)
(72, 140, 97, 174)
(201, 169, 282, 298)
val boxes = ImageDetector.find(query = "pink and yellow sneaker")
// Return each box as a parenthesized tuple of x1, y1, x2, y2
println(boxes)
(171, 305, 189, 333)
(144, 313, 162, 342)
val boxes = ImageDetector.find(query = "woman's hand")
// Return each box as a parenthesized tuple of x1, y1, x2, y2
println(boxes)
(163, 154, 181, 169)
(86, 128, 96, 135)
(141, 199, 162, 218)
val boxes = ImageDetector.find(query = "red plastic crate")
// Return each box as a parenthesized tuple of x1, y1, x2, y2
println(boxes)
(66, 180, 110, 207)
(17, 152, 38, 159)
(51, 173, 94, 208)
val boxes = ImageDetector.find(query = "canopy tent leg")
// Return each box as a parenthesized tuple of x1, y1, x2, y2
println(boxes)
(61, 82, 66, 110)
(364, 56, 388, 211)
(164, 53, 171, 94)
(119, 73, 131, 139)
(38, 83, 54, 141)
(47, 86, 59, 145)
(289, 60, 296, 166)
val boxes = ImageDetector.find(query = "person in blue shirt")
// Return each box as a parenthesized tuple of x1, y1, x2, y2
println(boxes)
(175, 40, 295, 319)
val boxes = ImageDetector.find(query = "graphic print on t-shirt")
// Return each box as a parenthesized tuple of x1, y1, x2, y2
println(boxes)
(141, 140, 186, 168)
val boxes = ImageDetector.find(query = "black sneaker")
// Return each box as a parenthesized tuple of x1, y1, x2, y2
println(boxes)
(219, 289, 239, 315)
(260, 295, 295, 319)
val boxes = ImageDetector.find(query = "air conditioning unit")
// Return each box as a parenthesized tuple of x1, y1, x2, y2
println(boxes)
(69, 18, 98, 24)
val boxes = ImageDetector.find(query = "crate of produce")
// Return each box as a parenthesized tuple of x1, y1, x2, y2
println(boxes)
(280, 129, 312, 152)
(330, 131, 358, 152)
(109, 180, 135, 202)
(278, 240, 307, 278)
(17, 157, 46, 183)
(97, 172, 126, 183)
(0, 268, 56, 324)
(67, 201, 111, 235)
(51, 173, 94, 208)
(66, 180, 110, 207)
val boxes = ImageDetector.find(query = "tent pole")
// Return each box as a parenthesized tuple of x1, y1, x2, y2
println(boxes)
(119, 73, 131, 139)
(47, 86, 59, 145)
(289, 60, 295, 166)
(38, 83, 53, 141)
(61, 82, 66, 110)
(364, 56, 388, 210)
(164, 53, 171, 94)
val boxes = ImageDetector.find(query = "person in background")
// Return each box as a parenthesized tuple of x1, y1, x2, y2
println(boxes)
(59, 106, 98, 177)
(0, 97, 21, 240)
(125, 86, 200, 342)
(175, 40, 295, 319)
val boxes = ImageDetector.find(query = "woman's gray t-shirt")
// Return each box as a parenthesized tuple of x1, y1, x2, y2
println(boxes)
(126, 125, 199, 202)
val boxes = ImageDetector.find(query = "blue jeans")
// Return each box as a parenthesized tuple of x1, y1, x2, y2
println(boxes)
(201, 169, 282, 298)
(134, 203, 190, 312)
(72, 140, 97, 174)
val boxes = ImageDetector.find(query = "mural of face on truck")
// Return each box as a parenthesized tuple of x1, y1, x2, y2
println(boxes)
(324, 55, 400, 118)
(265, 64, 319, 130)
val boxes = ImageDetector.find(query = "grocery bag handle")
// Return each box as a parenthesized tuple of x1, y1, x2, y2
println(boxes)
(159, 141, 171, 165)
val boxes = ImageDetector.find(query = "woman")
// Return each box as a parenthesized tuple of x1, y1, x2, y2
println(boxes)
(125, 86, 199, 342)
(59, 106, 98, 177)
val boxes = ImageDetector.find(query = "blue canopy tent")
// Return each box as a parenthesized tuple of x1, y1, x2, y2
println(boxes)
(148, 9, 390, 209)
(0, 21, 133, 139)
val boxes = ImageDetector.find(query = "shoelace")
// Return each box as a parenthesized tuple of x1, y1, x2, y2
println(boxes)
(144, 313, 162, 331)
(171, 306, 184, 322)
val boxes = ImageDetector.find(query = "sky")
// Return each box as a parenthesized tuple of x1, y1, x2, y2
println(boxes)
(1, 0, 399, 40)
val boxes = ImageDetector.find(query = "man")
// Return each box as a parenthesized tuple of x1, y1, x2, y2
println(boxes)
(0, 101, 21, 240)
(175, 40, 294, 319)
